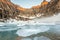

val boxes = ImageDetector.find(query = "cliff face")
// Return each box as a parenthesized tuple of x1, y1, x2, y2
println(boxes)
(0, 0, 16, 12)
(37, 0, 60, 16)
(0, 0, 29, 21)
(47, 0, 60, 13)
(0, 0, 25, 19)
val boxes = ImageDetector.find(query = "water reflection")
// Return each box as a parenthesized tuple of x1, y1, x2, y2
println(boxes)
(17, 36, 51, 40)
(21, 38, 31, 40)
(21, 36, 51, 40)
(34, 36, 51, 40)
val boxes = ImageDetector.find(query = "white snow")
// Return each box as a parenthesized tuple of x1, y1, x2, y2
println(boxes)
(18, 15, 36, 19)
(46, 0, 51, 2)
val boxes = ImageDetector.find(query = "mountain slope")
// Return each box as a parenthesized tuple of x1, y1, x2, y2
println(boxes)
(0, 0, 60, 21)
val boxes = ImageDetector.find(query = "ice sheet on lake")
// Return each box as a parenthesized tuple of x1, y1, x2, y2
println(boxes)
(16, 26, 50, 37)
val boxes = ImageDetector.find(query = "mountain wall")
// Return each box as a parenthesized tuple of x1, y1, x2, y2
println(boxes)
(0, 0, 60, 21)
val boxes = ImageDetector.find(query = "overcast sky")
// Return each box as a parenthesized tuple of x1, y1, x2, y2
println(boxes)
(11, 0, 43, 8)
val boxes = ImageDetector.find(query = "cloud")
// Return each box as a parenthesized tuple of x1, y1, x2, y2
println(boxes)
(46, 0, 51, 2)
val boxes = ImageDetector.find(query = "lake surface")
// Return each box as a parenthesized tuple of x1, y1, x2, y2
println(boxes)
(0, 20, 60, 40)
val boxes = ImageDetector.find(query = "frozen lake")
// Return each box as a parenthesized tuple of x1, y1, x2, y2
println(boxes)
(0, 14, 60, 40)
